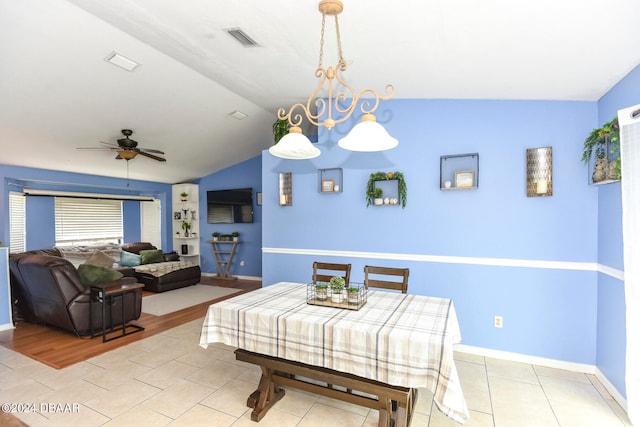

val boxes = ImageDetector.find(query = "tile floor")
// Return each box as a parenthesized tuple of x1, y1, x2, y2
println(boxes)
(0, 318, 632, 427)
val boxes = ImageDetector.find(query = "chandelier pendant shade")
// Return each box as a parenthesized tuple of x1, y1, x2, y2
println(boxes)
(270, 0, 397, 159)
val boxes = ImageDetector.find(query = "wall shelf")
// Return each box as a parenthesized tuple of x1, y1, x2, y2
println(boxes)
(440, 153, 479, 190)
(172, 183, 200, 264)
(318, 168, 343, 193)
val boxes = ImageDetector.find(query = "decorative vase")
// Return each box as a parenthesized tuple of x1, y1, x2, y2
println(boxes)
(374, 198, 383, 205)
(331, 290, 344, 304)
(316, 287, 328, 301)
(347, 291, 359, 305)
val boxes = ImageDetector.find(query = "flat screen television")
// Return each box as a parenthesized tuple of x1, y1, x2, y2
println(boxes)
(207, 188, 253, 223)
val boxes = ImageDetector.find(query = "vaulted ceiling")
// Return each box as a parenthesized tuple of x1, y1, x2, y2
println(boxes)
(1, 0, 639, 184)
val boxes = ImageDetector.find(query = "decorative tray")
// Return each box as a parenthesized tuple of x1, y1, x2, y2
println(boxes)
(306, 282, 367, 311)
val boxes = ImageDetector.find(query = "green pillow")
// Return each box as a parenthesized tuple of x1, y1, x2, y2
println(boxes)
(77, 264, 123, 287)
(119, 250, 141, 267)
(140, 249, 164, 265)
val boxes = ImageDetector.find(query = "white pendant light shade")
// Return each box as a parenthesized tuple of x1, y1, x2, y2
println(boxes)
(338, 114, 398, 152)
(268, 126, 321, 159)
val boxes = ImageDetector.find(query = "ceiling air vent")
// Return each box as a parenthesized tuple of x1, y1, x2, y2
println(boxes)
(225, 28, 259, 47)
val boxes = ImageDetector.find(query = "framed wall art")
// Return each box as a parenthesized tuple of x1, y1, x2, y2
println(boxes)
(321, 179, 335, 192)
(454, 170, 475, 188)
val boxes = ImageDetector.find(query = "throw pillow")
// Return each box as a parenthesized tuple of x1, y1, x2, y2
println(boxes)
(140, 249, 164, 265)
(164, 251, 180, 261)
(119, 250, 141, 267)
(77, 264, 123, 287)
(84, 250, 115, 268)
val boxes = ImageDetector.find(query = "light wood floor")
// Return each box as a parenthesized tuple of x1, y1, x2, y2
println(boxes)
(0, 277, 261, 370)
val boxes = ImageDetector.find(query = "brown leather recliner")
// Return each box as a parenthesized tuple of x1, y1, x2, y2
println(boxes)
(8, 254, 142, 336)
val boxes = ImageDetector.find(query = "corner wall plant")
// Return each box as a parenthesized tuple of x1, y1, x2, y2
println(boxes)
(582, 117, 621, 181)
(366, 171, 407, 208)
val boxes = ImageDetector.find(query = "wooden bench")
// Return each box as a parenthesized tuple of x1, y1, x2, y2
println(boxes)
(235, 349, 417, 427)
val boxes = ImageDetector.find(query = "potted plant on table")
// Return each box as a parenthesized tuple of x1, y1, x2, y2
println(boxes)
(347, 287, 360, 305)
(232, 231, 240, 241)
(315, 283, 328, 301)
(180, 192, 189, 202)
(330, 276, 346, 303)
(212, 232, 220, 241)
(582, 117, 621, 182)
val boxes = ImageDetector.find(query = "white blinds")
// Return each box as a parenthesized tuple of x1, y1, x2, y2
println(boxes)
(9, 192, 25, 253)
(55, 197, 123, 245)
(141, 199, 162, 249)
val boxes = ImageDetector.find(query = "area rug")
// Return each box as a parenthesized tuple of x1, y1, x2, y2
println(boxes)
(142, 284, 242, 316)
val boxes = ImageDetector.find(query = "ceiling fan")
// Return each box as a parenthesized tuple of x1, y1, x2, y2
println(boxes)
(77, 129, 166, 162)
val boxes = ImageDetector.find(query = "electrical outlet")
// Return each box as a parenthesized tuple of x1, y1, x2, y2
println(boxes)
(201, 258, 206, 265)
(240, 260, 245, 267)
(494, 315, 503, 328)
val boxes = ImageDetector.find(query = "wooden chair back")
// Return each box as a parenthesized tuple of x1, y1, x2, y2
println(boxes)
(363, 265, 410, 293)
(312, 262, 351, 284)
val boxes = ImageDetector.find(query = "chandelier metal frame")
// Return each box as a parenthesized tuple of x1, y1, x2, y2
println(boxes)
(277, 0, 395, 134)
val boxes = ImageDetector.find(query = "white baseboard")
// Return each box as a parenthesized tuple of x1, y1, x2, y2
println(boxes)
(0, 323, 14, 332)
(455, 344, 628, 412)
(201, 272, 262, 281)
(595, 366, 629, 412)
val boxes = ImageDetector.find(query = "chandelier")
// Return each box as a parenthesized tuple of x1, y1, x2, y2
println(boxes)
(269, 0, 398, 160)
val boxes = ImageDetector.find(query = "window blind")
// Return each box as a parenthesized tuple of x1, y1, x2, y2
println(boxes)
(9, 192, 25, 253)
(55, 197, 123, 245)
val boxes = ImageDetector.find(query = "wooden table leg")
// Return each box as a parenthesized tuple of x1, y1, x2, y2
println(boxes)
(247, 366, 286, 421)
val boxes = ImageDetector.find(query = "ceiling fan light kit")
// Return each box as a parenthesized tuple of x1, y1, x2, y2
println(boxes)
(271, 0, 397, 160)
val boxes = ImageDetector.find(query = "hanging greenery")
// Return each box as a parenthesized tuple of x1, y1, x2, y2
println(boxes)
(582, 117, 619, 163)
(366, 171, 407, 208)
(582, 117, 621, 181)
(272, 118, 290, 144)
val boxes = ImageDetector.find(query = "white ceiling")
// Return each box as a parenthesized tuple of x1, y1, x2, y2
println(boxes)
(1, 0, 639, 184)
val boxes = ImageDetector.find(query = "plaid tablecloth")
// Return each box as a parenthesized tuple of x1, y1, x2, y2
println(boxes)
(199, 282, 469, 423)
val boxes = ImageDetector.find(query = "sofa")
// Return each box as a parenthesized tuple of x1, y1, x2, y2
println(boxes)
(18, 242, 201, 292)
(8, 253, 142, 336)
(8, 242, 201, 332)
(118, 242, 201, 293)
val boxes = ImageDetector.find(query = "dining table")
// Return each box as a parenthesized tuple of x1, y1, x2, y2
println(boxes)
(199, 281, 469, 425)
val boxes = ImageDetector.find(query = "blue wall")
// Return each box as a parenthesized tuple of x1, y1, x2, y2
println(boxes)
(262, 98, 601, 365)
(262, 100, 598, 364)
(197, 156, 262, 278)
(593, 63, 640, 398)
(1, 164, 173, 251)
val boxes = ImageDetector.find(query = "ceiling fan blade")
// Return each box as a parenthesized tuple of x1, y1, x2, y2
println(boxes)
(136, 150, 166, 162)
(139, 148, 165, 154)
(99, 141, 119, 147)
(76, 147, 113, 150)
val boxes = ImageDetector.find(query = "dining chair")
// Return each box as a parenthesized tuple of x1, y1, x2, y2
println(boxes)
(312, 262, 351, 284)
(363, 265, 410, 293)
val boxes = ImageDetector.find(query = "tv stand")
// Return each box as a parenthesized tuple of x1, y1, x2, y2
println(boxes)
(207, 240, 239, 280)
